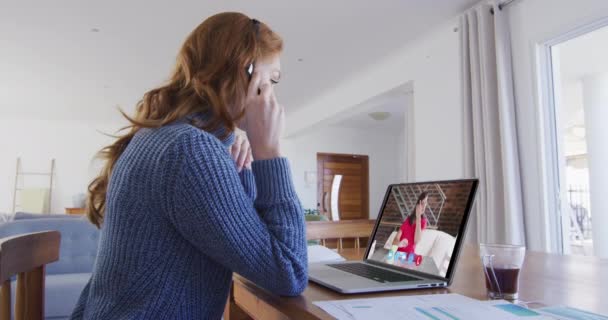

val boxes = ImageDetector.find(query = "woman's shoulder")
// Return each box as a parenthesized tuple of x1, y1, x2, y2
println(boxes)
(157, 122, 231, 161)
(124, 122, 226, 173)
(129, 121, 232, 179)
(173, 123, 228, 150)
(137, 121, 224, 149)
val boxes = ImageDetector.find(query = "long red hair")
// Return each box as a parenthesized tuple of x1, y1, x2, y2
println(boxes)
(87, 12, 283, 227)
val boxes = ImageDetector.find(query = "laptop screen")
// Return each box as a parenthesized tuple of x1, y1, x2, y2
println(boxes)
(365, 180, 478, 279)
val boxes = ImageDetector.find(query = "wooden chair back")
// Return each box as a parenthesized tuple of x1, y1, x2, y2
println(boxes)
(0, 231, 60, 320)
(306, 220, 375, 250)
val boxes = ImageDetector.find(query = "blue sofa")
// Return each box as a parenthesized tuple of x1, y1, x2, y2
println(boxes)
(0, 217, 99, 319)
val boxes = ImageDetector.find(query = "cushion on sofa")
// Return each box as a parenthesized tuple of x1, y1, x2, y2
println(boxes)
(428, 231, 456, 276)
(0, 218, 99, 275)
(414, 229, 441, 256)
(0, 218, 98, 320)
(46, 273, 91, 318)
(14, 212, 84, 220)
(414, 229, 456, 276)
(11, 273, 91, 319)
(0, 212, 14, 224)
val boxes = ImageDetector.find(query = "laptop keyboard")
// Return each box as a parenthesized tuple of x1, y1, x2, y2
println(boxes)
(327, 262, 419, 283)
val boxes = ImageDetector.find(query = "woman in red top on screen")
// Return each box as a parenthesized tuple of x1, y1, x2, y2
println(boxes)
(394, 192, 428, 255)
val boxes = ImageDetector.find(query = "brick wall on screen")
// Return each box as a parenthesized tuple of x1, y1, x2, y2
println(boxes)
(374, 181, 474, 245)
(434, 181, 473, 237)
(374, 194, 401, 246)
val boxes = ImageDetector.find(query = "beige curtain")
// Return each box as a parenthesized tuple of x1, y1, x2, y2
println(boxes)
(460, 2, 528, 246)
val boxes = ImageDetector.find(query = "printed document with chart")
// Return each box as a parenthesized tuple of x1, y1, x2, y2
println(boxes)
(314, 294, 556, 320)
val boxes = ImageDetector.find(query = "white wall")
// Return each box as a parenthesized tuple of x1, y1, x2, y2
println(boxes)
(0, 117, 399, 218)
(7, 0, 604, 253)
(397, 112, 408, 182)
(0, 119, 123, 214)
(507, 0, 608, 252)
(286, 20, 464, 182)
(283, 126, 401, 219)
(282, 1, 608, 251)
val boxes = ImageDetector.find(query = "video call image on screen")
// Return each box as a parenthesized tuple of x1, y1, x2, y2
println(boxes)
(366, 181, 475, 277)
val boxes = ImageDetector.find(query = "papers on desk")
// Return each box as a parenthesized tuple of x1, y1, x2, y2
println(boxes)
(481, 300, 608, 320)
(315, 294, 589, 320)
(307, 245, 346, 264)
(536, 306, 608, 320)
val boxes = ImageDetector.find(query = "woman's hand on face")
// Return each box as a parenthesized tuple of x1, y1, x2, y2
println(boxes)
(416, 203, 424, 218)
(241, 72, 284, 160)
(398, 238, 409, 248)
(229, 132, 253, 172)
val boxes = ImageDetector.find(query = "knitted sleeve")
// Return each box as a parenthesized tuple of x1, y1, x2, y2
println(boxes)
(163, 130, 308, 296)
(238, 169, 257, 201)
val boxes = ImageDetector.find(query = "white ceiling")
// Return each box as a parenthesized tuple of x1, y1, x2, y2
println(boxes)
(329, 84, 411, 134)
(0, 0, 478, 122)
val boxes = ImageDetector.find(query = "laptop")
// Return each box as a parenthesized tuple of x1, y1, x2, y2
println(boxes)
(308, 179, 479, 294)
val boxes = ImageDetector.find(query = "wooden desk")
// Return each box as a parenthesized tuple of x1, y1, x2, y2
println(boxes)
(228, 246, 608, 319)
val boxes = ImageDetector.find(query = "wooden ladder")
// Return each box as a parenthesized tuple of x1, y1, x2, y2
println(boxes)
(11, 158, 55, 214)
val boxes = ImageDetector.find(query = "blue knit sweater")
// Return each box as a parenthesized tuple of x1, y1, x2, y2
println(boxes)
(70, 118, 308, 319)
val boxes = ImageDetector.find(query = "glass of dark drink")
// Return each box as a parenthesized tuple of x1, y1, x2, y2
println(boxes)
(479, 244, 525, 300)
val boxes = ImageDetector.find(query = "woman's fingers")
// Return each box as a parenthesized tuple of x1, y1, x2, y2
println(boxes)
(236, 138, 250, 172)
(242, 75, 284, 160)
(279, 103, 285, 122)
(244, 149, 253, 170)
(259, 82, 272, 101)
(231, 135, 242, 161)
(229, 132, 254, 172)
(247, 72, 262, 98)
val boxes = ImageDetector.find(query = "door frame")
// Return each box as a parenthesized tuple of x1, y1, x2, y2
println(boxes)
(316, 152, 369, 220)
(536, 16, 608, 254)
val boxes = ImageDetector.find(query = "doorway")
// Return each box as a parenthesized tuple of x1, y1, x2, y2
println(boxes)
(545, 23, 608, 257)
(316, 153, 369, 221)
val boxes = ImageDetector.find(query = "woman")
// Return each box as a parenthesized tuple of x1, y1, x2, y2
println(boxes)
(71, 12, 307, 320)
(393, 192, 428, 255)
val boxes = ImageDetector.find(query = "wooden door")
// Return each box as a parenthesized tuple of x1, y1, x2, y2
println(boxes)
(317, 153, 369, 220)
